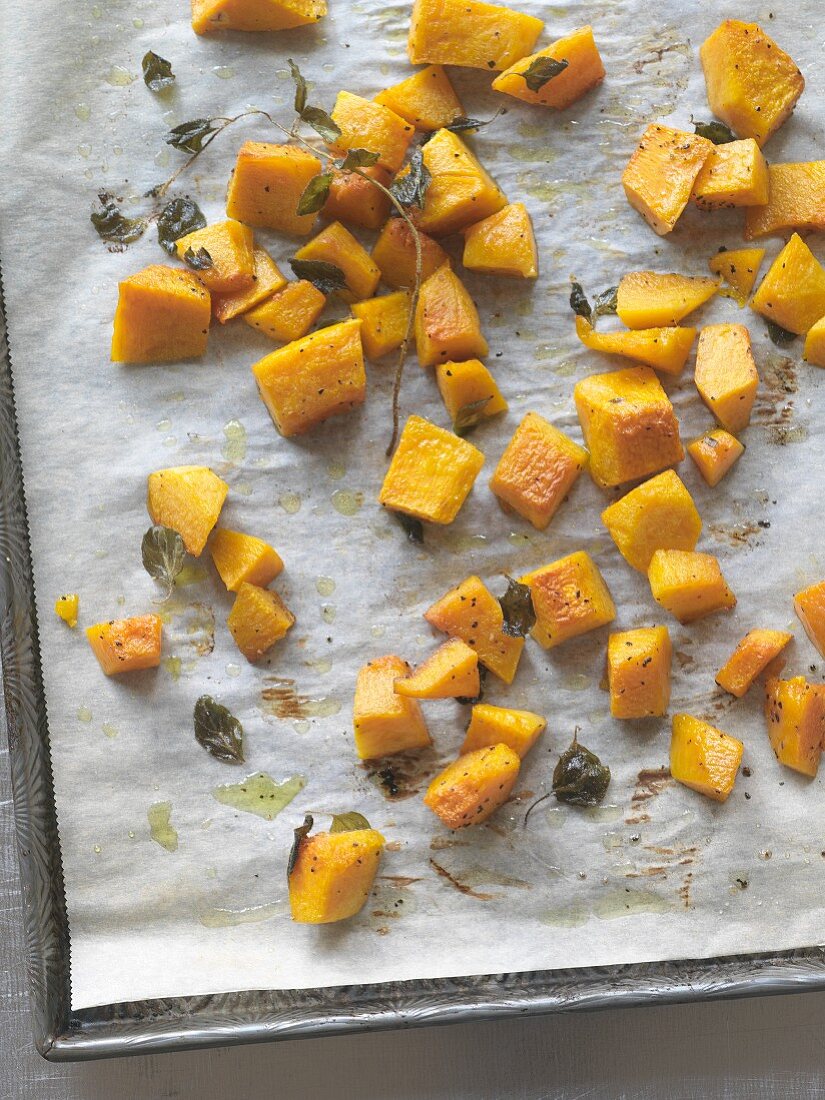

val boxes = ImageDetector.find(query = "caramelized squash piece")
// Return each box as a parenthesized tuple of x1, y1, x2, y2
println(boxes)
(670, 713, 743, 802)
(460, 704, 545, 758)
(323, 165, 393, 231)
(622, 124, 713, 235)
(424, 744, 520, 828)
(765, 676, 825, 777)
(648, 549, 735, 625)
(794, 580, 825, 657)
(425, 575, 524, 683)
(289, 826, 384, 924)
(716, 629, 793, 698)
(492, 25, 605, 110)
(375, 66, 464, 131)
(694, 323, 759, 434)
(415, 129, 507, 237)
(371, 218, 449, 290)
(209, 529, 283, 592)
(226, 142, 321, 235)
(521, 551, 616, 650)
(175, 220, 255, 295)
(353, 654, 431, 759)
(352, 291, 411, 360)
(55, 594, 79, 628)
(608, 626, 672, 719)
(147, 466, 228, 556)
(601, 471, 701, 574)
(191, 0, 325, 33)
(691, 139, 769, 209)
(415, 264, 488, 367)
(330, 92, 414, 174)
(575, 316, 696, 377)
(394, 639, 480, 699)
(408, 0, 542, 71)
(616, 272, 719, 329)
(227, 582, 294, 662)
(462, 202, 537, 278)
(294, 221, 380, 303)
(708, 248, 765, 306)
(745, 163, 825, 240)
(111, 266, 211, 364)
(436, 359, 507, 432)
(803, 315, 825, 367)
(750, 233, 825, 335)
(86, 614, 162, 676)
(244, 280, 326, 343)
(687, 429, 745, 487)
(212, 248, 287, 323)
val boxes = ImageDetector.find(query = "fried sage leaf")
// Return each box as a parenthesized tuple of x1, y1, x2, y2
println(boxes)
(157, 196, 206, 254)
(693, 120, 737, 145)
(194, 695, 245, 765)
(142, 50, 175, 92)
(522, 56, 569, 93)
(166, 118, 217, 155)
(141, 525, 185, 599)
(301, 105, 341, 143)
(338, 148, 380, 170)
(592, 285, 619, 318)
(389, 146, 431, 211)
(765, 319, 797, 347)
(453, 397, 491, 437)
(183, 246, 213, 271)
(552, 733, 611, 806)
(329, 811, 371, 833)
(391, 510, 424, 544)
(289, 257, 347, 294)
(569, 280, 592, 321)
(499, 576, 536, 638)
(91, 195, 146, 245)
(296, 171, 333, 216)
(288, 813, 314, 878)
(287, 58, 308, 114)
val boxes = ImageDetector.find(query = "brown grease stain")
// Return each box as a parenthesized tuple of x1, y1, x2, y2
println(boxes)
(626, 766, 673, 825)
(707, 521, 764, 548)
(378, 875, 421, 888)
(364, 749, 440, 801)
(259, 677, 338, 720)
(752, 355, 803, 445)
(678, 872, 693, 909)
(429, 858, 494, 900)
(632, 42, 689, 73)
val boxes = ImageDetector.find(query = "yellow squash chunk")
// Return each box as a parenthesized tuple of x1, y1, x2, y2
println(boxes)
(191, 0, 325, 33)
(55, 593, 79, 628)
(716, 629, 793, 698)
(379, 415, 484, 524)
(601, 471, 701, 574)
(209, 529, 284, 592)
(608, 626, 672, 719)
(289, 826, 384, 924)
(616, 271, 719, 329)
(425, 575, 524, 683)
(323, 164, 392, 232)
(371, 218, 449, 290)
(175, 220, 254, 295)
(227, 582, 294, 663)
(670, 714, 743, 802)
(804, 316, 825, 367)
(226, 142, 321, 236)
(708, 248, 765, 306)
(574, 366, 684, 489)
(436, 359, 507, 432)
(648, 549, 735, 625)
(687, 430, 745, 487)
(460, 704, 545, 758)
(462, 202, 537, 278)
(691, 139, 769, 210)
(353, 654, 431, 759)
(415, 129, 507, 237)
(490, 412, 587, 530)
(408, 0, 542, 71)
(575, 316, 695, 377)
(424, 744, 520, 829)
(521, 551, 615, 650)
(415, 264, 488, 367)
(794, 580, 825, 658)
(622, 124, 713, 236)
(252, 318, 365, 437)
(700, 20, 804, 147)
(330, 92, 414, 174)
(745, 163, 825, 240)
(147, 466, 228, 556)
(394, 639, 479, 700)
(694, 323, 758, 434)
(111, 266, 210, 364)
(375, 66, 464, 131)
(352, 291, 411, 360)
(86, 614, 162, 676)
(765, 676, 825, 777)
(243, 280, 326, 343)
(294, 221, 380, 304)
(750, 233, 825, 335)
(212, 248, 287, 324)
(492, 25, 605, 110)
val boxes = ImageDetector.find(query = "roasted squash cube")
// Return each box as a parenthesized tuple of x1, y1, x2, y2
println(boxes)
(694, 323, 759, 434)
(462, 202, 537, 278)
(492, 25, 605, 110)
(330, 92, 414, 174)
(622, 124, 713, 235)
(209, 529, 283, 592)
(227, 582, 294, 662)
(765, 675, 825, 777)
(700, 20, 804, 147)
(226, 142, 321, 235)
(804, 316, 825, 367)
(716, 629, 793, 698)
(371, 218, 450, 290)
(608, 626, 672, 719)
(575, 316, 696, 377)
(191, 0, 325, 33)
(111, 266, 210, 364)
(794, 580, 825, 657)
(745, 162, 825, 240)
(708, 248, 765, 306)
(670, 713, 743, 801)
(616, 271, 719, 329)
(352, 291, 411, 360)
(574, 366, 684, 489)
(425, 575, 524, 683)
(408, 0, 542, 71)
(289, 826, 384, 924)
(687, 429, 745, 487)
(375, 66, 464, 131)
(490, 412, 587, 530)
(601, 470, 701, 574)
(86, 614, 162, 676)
(521, 551, 615, 649)
(323, 164, 393, 231)
(415, 264, 488, 367)
(750, 233, 825, 335)
(415, 129, 507, 237)
(394, 638, 479, 699)
(424, 744, 520, 829)
(244, 280, 326, 343)
(460, 704, 545, 758)
(379, 415, 484, 524)
(252, 318, 365, 437)
(436, 358, 507, 432)
(147, 466, 228, 556)
(294, 221, 380, 303)
(648, 549, 735, 625)
(691, 139, 769, 210)
(175, 219, 254, 295)
(55, 593, 79, 628)
(353, 655, 431, 759)
(212, 247, 287, 324)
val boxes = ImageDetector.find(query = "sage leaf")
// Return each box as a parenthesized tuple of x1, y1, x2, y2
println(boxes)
(552, 733, 610, 806)
(166, 118, 217, 155)
(445, 116, 483, 133)
(90, 195, 147, 245)
(453, 396, 491, 436)
(522, 56, 569, 94)
(141, 525, 185, 599)
(194, 695, 245, 765)
(329, 811, 371, 833)
(289, 257, 347, 294)
(296, 171, 333, 216)
(287, 58, 308, 115)
(765, 319, 797, 347)
(301, 105, 341, 143)
(569, 281, 592, 321)
(592, 286, 619, 318)
(499, 576, 536, 638)
(183, 245, 213, 271)
(142, 51, 175, 92)
(157, 196, 206, 254)
(339, 148, 380, 170)
(389, 146, 431, 211)
(693, 120, 737, 145)
(288, 813, 314, 878)
(391, 510, 424, 544)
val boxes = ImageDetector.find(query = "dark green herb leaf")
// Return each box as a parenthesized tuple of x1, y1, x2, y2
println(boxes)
(445, 116, 483, 133)
(389, 146, 431, 211)
(693, 120, 737, 144)
(287, 58, 308, 114)
(765, 319, 797, 347)
(329, 811, 371, 833)
(339, 148, 381, 170)
(289, 258, 347, 294)
(193, 695, 244, 765)
(141, 525, 185, 599)
(183, 246, 213, 271)
(592, 286, 619, 318)
(391, 510, 424, 544)
(142, 50, 175, 92)
(552, 733, 610, 806)
(457, 664, 487, 706)
(90, 195, 147, 245)
(157, 197, 206, 254)
(569, 281, 592, 321)
(301, 105, 341, 143)
(296, 171, 333, 216)
(166, 118, 217, 154)
(288, 813, 314, 878)
(499, 576, 536, 638)
(453, 396, 491, 436)
(522, 56, 569, 94)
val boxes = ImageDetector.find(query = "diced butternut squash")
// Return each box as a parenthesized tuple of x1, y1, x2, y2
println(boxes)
(322, 164, 392, 232)
(608, 626, 672, 719)
(490, 412, 587, 530)
(212, 248, 287, 324)
(694, 323, 758, 434)
(375, 66, 464, 131)
(745, 162, 825, 240)
(794, 580, 825, 657)
(379, 415, 484, 524)
(670, 713, 743, 802)
(616, 271, 719, 329)
(394, 639, 479, 699)
(371, 218, 450, 289)
(294, 221, 380, 303)
(716, 629, 793, 698)
(147, 466, 228, 556)
(226, 142, 321, 236)
(687, 429, 745, 487)
(252, 318, 365, 437)
(750, 233, 825, 335)
(804, 315, 825, 367)
(425, 575, 524, 683)
(408, 0, 542, 71)
(111, 266, 210, 364)
(700, 20, 804, 147)
(86, 614, 162, 676)
(243, 280, 326, 343)
(330, 92, 414, 174)
(352, 291, 411, 360)
(462, 203, 537, 278)
(648, 549, 735, 625)
(415, 264, 488, 367)
(353, 654, 431, 759)
(55, 594, 79, 628)
(424, 744, 520, 828)
(691, 139, 769, 209)
(622, 124, 713, 235)
(191, 0, 325, 34)
(174, 220, 254, 295)
(289, 825, 384, 924)
(227, 581, 294, 662)
(575, 316, 696, 377)
(765, 676, 825, 777)
(492, 25, 605, 110)
(460, 703, 545, 758)
(708, 248, 765, 306)
(209, 529, 284, 592)
(574, 366, 684, 489)
(436, 359, 507, 432)
(521, 551, 615, 649)
(415, 129, 507, 237)
(601, 471, 701, 574)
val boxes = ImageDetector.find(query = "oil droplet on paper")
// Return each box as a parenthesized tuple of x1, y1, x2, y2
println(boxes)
(148, 802, 179, 852)
(77, 705, 92, 723)
(213, 65, 236, 80)
(225, 662, 242, 679)
(156, 417, 171, 432)
(371, 624, 386, 638)
(106, 65, 135, 86)
(331, 489, 363, 516)
(327, 460, 346, 481)
(221, 419, 247, 462)
(593, 887, 671, 920)
(584, 804, 623, 823)
(322, 604, 336, 624)
(306, 656, 332, 675)
(101, 722, 118, 739)
(163, 656, 182, 681)
(540, 903, 588, 928)
(279, 492, 301, 514)
(565, 673, 591, 692)
(293, 719, 310, 734)
(77, 142, 91, 158)
(212, 772, 306, 821)
(199, 901, 285, 928)
(316, 576, 335, 597)
(508, 532, 531, 546)
(93, 844, 102, 854)
(175, 563, 207, 587)
(75, 103, 90, 121)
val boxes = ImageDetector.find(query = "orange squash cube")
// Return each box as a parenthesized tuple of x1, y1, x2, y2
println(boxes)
(575, 316, 696, 377)
(175, 219, 254, 295)
(803, 316, 825, 367)
(794, 580, 825, 657)
(436, 358, 507, 432)
(425, 575, 524, 683)
(243, 280, 326, 343)
(460, 704, 545, 758)
(330, 92, 414, 174)
(371, 218, 449, 289)
(375, 66, 464, 131)
(226, 142, 321, 236)
(424, 744, 520, 829)
(209, 529, 284, 592)
(415, 129, 507, 237)
(211, 247, 287, 324)
(394, 639, 479, 700)
(521, 551, 615, 649)
(415, 264, 487, 368)
(691, 139, 769, 209)
(745, 163, 825, 240)
(616, 271, 719, 329)
(492, 25, 605, 110)
(86, 614, 162, 676)
(191, 0, 325, 33)
(708, 248, 765, 306)
(289, 825, 384, 924)
(716, 629, 793, 698)
(687, 429, 745, 487)
(54, 594, 79, 628)
(322, 164, 393, 231)
(294, 221, 380, 303)
(601, 470, 701, 574)
(227, 581, 294, 662)
(353, 654, 431, 759)
(608, 626, 672, 719)
(694, 323, 759, 434)
(648, 549, 735, 625)
(111, 266, 210, 364)
(408, 0, 542, 71)
(765, 676, 825, 777)
(750, 233, 825, 335)
(670, 713, 743, 802)
(147, 466, 228, 556)
(622, 124, 713, 235)
(352, 291, 411, 360)
(462, 202, 537, 278)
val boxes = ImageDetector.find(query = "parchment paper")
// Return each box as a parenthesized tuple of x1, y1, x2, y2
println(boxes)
(2, 0, 825, 1011)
